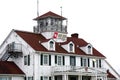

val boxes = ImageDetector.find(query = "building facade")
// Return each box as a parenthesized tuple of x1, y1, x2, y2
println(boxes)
(0, 11, 120, 80)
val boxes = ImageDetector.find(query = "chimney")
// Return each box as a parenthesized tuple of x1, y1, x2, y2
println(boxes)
(71, 33, 79, 38)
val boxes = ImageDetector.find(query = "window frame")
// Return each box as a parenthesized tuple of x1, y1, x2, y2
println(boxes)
(69, 42, 74, 53)
(57, 55, 62, 65)
(49, 41, 55, 51)
(24, 55, 30, 66)
(43, 54, 49, 65)
(81, 58, 89, 67)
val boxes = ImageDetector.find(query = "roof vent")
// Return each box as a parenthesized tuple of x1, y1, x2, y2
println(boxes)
(71, 33, 79, 38)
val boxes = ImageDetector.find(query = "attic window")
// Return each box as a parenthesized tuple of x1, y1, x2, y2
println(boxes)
(49, 41, 55, 51)
(88, 45, 92, 54)
(50, 41, 54, 49)
(69, 43, 74, 52)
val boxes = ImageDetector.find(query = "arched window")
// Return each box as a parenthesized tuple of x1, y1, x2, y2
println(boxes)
(50, 41, 54, 49)
(88, 46, 91, 53)
(69, 43, 73, 52)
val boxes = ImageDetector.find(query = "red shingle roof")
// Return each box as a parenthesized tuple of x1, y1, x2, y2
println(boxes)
(15, 30, 105, 57)
(107, 70, 116, 78)
(34, 11, 66, 20)
(0, 61, 24, 75)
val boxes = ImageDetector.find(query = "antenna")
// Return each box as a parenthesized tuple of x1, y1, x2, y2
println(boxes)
(60, 6, 63, 31)
(37, 0, 39, 16)
(60, 6, 62, 17)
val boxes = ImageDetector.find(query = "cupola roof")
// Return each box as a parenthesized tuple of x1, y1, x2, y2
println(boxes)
(34, 11, 66, 20)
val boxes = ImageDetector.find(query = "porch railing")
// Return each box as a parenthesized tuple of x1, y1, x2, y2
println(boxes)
(52, 66, 107, 73)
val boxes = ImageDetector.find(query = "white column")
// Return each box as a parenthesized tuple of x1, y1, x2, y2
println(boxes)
(78, 75, 81, 80)
(62, 74, 68, 80)
(52, 76, 55, 80)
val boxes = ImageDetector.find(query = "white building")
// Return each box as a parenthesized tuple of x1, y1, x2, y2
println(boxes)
(0, 11, 120, 80)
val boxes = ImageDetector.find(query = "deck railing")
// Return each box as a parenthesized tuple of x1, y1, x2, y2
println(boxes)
(52, 66, 107, 73)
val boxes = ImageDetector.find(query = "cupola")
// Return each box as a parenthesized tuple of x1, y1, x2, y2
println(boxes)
(33, 11, 68, 42)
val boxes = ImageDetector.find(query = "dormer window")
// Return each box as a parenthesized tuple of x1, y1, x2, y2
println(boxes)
(88, 46, 91, 53)
(69, 42, 74, 53)
(87, 44, 93, 54)
(50, 41, 54, 49)
(70, 43, 73, 52)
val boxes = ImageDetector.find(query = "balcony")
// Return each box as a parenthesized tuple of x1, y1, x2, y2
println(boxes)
(8, 42, 22, 53)
(52, 66, 107, 76)
(7, 42, 23, 58)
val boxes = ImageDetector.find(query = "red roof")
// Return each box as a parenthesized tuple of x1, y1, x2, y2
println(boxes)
(107, 70, 116, 78)
(15, 30, 105, 57)
(0, 61, 24, 75)
(34, 11, 66, 20)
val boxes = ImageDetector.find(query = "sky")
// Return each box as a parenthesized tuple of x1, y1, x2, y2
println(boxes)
(0, 0, 120, 73)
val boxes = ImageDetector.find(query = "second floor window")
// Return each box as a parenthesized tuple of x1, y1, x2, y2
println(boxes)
(40, 54, 51, 66)
(58, 56, 62, 65)
(55, 55, 65, 65)
(24, 55, 30, 66)
(81, 58, 90, 67)
(43, 55, 49, 65)
(70, 56, 76, 66)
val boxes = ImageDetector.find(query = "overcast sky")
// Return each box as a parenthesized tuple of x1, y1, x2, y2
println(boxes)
(0, 0, 120, 73)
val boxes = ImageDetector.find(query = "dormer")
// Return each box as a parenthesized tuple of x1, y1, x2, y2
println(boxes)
(41, 39, 55, 51)
(61, 41, 75, 53)
(80, 43, 93, 54)
(33, 11, 68, 42)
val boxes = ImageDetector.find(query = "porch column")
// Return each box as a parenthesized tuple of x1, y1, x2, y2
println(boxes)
(78, 75, 81, 80)
(52, 76, 55, 80)
(62, 74, 68, 80)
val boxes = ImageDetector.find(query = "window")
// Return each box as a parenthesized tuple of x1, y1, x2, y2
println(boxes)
(69, 43, 74, 52)
(44, 77, 48, 80)
(40, 76, 51, 80)
(24, 55, 30, 66)
(83, 58, 87, 67)
(88, 46, 91, 53)
(58, 56, 62, 65)
(50, 41, 54, 49)
(0, 77, 11, 80)
(70, 56, 76, 66)
(43, 55, 49, 65)
(55, 55, 64, 65)
(40, 54, 51, 66)
(99, 59, 101, 68)
(93, 60, 95, 67)
(28, 77, 33, 80)
(81, 58, 89, 67)
(49, 41, 55, 50)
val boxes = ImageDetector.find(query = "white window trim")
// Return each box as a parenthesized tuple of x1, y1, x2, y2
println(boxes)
(87, 44, 93, 54)
(68, 42, 74, 53)
(43, 54, 49, 65)
(49, 40, 55, 51)
(82, 58, 89, 67)
(57, 55, 63, 66)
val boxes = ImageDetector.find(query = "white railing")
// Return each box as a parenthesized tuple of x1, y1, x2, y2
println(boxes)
(52, 66, 107, 73)
(8, 42, 22, 52)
